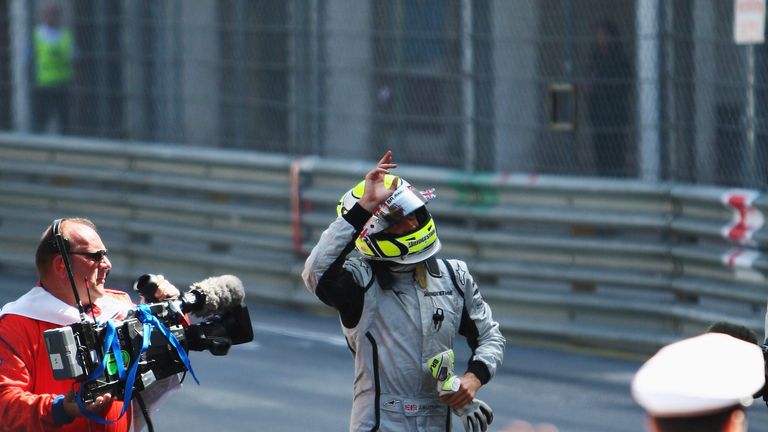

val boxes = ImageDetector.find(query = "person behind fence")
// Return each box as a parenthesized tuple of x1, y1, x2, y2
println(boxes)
(302, 150, 506, 431)
(587, 17, 632, 177)
(0, 218, 180, 432)
(631, 332, 765, 432)
(32, 2, 76, 134)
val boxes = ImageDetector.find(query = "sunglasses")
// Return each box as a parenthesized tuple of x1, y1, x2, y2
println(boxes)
(70, 249, 109, 262)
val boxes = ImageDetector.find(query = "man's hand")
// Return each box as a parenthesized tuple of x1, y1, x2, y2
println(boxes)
(358, 150, 398, 213)
(153, 274, 180, 300)
(428, 350, 482, 410)
(439, 372, 481, 410)
(141, 274, 180, 302)
(62, 390, 113, 419)
(426, 351, 491, 431)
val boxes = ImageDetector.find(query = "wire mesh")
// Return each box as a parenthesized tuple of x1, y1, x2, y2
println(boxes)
(2, 0, 767, 187)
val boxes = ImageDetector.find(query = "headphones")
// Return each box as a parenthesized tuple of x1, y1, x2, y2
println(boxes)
(50, 218, 89, 315)
(51, 218, 72, 272)
(51, 218, 69, 253)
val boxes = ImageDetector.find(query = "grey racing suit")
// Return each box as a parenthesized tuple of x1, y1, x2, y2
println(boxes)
(302, 203, 505, 432)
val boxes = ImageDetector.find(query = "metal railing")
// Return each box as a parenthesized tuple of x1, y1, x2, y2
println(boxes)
(0, 133, 765, 354)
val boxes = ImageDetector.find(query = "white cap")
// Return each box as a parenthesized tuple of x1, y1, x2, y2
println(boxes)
(631, 333, 765, 417)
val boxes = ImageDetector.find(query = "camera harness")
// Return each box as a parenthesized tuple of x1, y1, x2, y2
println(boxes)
(52, 219, 198, 428)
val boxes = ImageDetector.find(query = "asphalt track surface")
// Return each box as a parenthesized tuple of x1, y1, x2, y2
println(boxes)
(2, 270, 768, 431)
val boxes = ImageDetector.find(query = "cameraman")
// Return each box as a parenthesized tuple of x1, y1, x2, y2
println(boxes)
(0, 218, 180, 432)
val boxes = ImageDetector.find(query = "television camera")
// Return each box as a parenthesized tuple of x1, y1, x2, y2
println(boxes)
(43, 273, 253, 405)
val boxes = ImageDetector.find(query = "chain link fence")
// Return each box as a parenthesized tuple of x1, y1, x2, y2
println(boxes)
(1, 0, 766, 187)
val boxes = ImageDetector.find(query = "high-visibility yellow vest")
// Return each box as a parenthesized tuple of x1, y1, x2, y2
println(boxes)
(33, 28, 73, 87)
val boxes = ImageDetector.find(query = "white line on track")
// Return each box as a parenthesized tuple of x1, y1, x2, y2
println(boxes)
(250, 320, 347, 347)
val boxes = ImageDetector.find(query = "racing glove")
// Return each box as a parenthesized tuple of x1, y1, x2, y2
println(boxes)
(453, 398, 494, 432)
(427, 350, 494, 432)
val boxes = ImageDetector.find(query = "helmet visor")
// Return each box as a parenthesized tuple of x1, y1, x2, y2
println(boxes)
(362, 183, 435, 237)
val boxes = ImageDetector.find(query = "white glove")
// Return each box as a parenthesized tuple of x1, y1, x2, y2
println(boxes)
(452, 399, 493, 432)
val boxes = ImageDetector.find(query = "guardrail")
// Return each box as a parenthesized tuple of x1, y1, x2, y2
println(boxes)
(293, 158, 768, 352)
(0, 133, 307, 303)
(0, 133, 765, 355)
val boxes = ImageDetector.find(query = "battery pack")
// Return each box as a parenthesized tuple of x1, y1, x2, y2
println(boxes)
(43, 326, 84, 380)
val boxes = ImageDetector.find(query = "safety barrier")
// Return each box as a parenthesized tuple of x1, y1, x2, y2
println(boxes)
(0, 133, 765, 354)
(293, 158, 768, 353)
(0, 133, 305, 303)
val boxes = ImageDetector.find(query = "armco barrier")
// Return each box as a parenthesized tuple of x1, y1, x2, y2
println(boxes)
(0, 134, 306, 304)
(0, 133, 766, 355)
(292, 157, 768, 353)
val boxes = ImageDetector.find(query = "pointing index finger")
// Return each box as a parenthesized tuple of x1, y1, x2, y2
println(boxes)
(378, 150, 397, 169)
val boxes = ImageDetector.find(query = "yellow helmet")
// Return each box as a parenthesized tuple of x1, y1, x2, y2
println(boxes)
(337, 175, 441, 264)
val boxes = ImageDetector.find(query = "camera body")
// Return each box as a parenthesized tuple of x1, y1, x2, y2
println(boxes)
(44, 298, 253, 404)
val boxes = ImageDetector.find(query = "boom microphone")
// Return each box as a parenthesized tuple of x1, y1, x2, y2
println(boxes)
(133, 274, 245, 318)
(186, 275, 245, 317)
